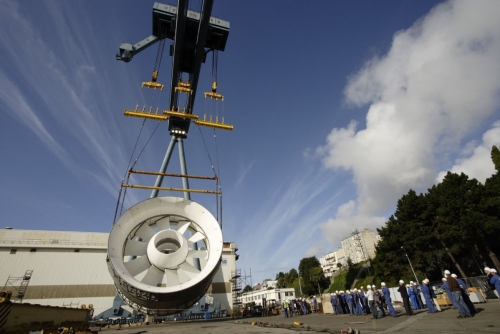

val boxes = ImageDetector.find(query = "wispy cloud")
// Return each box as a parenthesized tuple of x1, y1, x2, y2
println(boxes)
(0, 1, 133, 197)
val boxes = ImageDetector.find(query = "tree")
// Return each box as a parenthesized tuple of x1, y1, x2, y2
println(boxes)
(243, 285, 253, 293)
(298, 257, 329, 295)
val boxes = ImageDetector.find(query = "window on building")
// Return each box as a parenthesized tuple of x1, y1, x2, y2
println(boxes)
(30, 248, 37, 252)
(74, 249, 80, 252)
(10, 249, 17, 254)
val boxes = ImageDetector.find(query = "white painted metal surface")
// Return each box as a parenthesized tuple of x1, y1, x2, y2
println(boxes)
(107, 196, 223, 314)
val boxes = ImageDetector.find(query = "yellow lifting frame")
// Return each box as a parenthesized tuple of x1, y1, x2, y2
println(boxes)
(204, 81, 224, 101)
(141, 70, 165, 89)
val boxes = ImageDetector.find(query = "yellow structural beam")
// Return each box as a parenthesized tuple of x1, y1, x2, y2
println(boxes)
(163, 109, 199, 120)
(121, 184, 221, 194)
(194, 117, 233, 131)
(124, 106, 167, 121)
(204, 92, 224, 101)
(142, 82, 164, 89)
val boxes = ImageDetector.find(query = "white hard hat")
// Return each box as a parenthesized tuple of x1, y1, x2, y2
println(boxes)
(444, 270, 451, 275)
(451, 273, 457, 278)
(410, 281, 414, 284)
(381, 282, 386, 286)
(442, 278, 446, 282)
(485, 267, 491, 272)
(399, 280, 404, 284)
(491, 269, 497, 273)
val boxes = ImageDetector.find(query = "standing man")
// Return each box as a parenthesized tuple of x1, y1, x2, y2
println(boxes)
(366, 285, 378, 319)
(411, 281, 423, 309)
(408, 283, 419, 310)
(452, 274, 476, 316)
(429, 284, 441, 312)
(398, 280, 413, 316)
(421, 279, 437, 313)
(331, 293, 339, 315)
(373, 285, 386, 317)
(490, 269, 500, 298)
(360, 286, 369, 314)
(381, 282, 397, 317)
(445, 270, 470, 318)
(282, 299, 288, 318)
(288, 299, 294, 317)
(441, 278, 458, 308)
(313, 296, 317, 314)
(346, 290, 354, 315)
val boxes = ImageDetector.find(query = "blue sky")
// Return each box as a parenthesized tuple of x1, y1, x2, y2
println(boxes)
(1, 0, 500, 285)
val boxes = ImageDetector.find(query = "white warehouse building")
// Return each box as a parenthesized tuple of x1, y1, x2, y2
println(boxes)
(0, 229, 238, 317)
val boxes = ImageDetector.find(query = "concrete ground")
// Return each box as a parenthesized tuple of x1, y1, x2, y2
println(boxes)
(93, 299, 500, 333)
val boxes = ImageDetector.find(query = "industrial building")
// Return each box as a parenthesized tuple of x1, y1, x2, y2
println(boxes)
(0, 229, 238, 317)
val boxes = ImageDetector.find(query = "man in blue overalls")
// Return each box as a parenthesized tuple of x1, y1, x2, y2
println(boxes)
(381, 282, 397, 317)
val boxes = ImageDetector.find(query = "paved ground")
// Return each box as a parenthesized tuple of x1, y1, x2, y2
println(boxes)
(94, 299, 500, 333)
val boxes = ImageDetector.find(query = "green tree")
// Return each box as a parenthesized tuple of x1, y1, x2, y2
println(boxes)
(298, 257, 329, 295)
(243, 285, 253, 293)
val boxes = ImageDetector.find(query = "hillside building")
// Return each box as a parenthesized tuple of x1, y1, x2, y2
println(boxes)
(319, 248, 346, 277)
(341, 229, 379, 264)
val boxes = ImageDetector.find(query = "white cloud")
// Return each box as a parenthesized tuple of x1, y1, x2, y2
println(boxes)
(437, 121, 500, 182)
(319, 201, 386, 244)
(318, 0, 500, 241)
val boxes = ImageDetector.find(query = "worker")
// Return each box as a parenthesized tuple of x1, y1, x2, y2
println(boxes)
(397, 280, 413, 316)
(359, 286, 369, 314)
(313, 296, 317, 313)
(282, 299, 288, 318)
(353, 289, 363, 315)
(366, 285, 378, 319)
(490, 269, 500, 298)
(408, 283, 419, 310)
(381, 282, 397, 317)
(451, 273, 476, 316)
(372, 285, 386, 317)
(445, 270, 470, 318)
(421, 279, 437, 313)
(331, 293, 339, 315)
(428, 283, 441, 312)
(441, 278, 458, 308)
(410, 281, 423, 309)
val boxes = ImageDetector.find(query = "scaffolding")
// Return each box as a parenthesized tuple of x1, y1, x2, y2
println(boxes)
(351, 229, 371, 275)
(2, 269, 33, 302)
(230, 269, 242, 307)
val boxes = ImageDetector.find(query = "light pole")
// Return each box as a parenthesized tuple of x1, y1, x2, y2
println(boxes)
(401, 246, 419, 284)
(298, 277, 303, 296)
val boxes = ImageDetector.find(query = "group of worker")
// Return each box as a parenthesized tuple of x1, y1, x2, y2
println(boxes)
(282, 297, 317, 317)
(329, 284, 396, 319)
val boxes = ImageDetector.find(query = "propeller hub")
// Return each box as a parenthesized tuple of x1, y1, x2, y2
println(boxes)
(147, 229, 188, 270)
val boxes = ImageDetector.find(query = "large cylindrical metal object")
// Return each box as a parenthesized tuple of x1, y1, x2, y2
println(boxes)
(107, 196, 222, 315)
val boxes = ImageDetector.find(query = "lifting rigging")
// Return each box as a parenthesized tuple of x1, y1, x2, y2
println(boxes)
(107, 0, 233, 316)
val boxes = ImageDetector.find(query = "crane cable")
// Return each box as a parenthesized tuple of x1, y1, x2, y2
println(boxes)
(113, 40, 168, 223)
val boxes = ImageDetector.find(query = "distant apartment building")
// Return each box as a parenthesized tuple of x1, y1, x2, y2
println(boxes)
(341, 229, 379, 264)
(319, 248, 346, 277)
(262, 279, 277, 289)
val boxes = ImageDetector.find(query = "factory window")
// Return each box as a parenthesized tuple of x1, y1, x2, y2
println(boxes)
(10, 249, 17, 254)
(30, 248, 37, 252)
(74, 249, 80, 252)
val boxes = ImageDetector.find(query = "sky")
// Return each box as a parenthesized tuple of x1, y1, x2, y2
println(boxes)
(1, 0, 500, 285)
